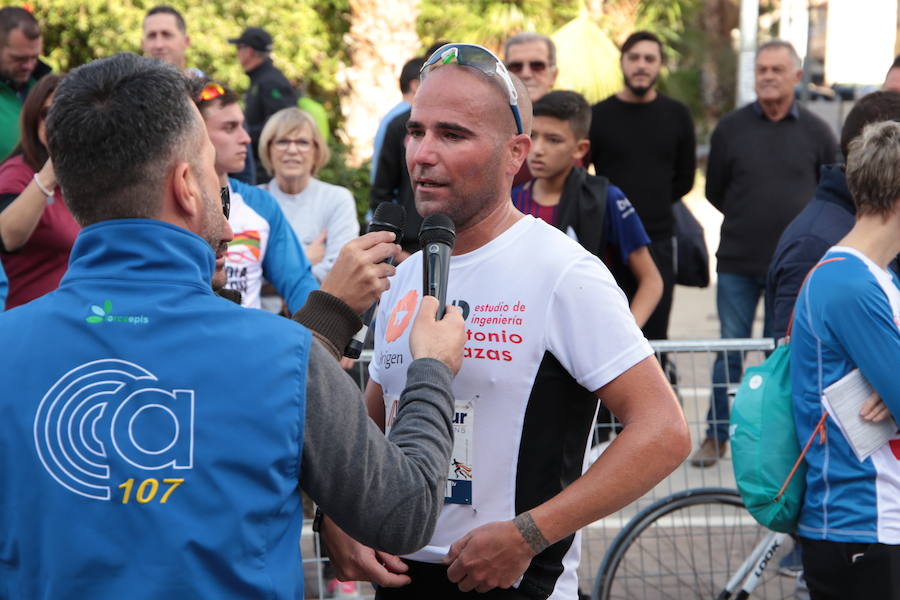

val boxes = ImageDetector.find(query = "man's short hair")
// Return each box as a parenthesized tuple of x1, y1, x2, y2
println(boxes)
(620, 31, 665, 63)
(192, 79, 241, 117)
(503, 33, 556, 67)
(846, 120, 900, 219)
(532, 90, 591, 140)
(0, 6, 40, 47)
(259, 107, 330, 176)
(144, 5, 187, 33)
(840, 90, 900, 161)
(47, 53, 197, 227)
(400, 57, 425, 94)
(756, 39, 801, 70)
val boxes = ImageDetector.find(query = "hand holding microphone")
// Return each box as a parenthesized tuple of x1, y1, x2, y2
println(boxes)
(342, 203, 407, 358)
(320, 203, 404, 316)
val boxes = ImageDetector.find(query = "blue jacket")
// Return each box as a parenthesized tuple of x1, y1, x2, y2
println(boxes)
(765, 165, 854, 340)
(0, 220, 313, 598)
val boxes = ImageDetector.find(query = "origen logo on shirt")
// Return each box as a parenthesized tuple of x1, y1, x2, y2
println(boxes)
(385, 289, 418, 342)
(85, 300, 150, 325)
(34, 359, 194, 501)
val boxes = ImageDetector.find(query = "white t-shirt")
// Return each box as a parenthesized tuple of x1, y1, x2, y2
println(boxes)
(224, 186, 269, 309)
(369, 215, 651, 599)
(260, 179, 359, 283)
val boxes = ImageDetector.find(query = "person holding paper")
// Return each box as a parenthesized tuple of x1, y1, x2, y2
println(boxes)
(791, 119, 900, 599)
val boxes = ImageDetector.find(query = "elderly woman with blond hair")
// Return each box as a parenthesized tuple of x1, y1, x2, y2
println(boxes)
(258, 108, 359, 283)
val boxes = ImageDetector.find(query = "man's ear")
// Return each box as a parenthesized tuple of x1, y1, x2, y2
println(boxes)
(573, 138, 590, 162)
(171, 160, 201, 219)
(508, 133, 532, 176)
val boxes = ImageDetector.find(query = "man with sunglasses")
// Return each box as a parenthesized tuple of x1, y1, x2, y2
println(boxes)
(0, 53, 468, 599)
(503, 33, 558, 189)
(324, 43, 690, 599)
(194, 80, 317, 314)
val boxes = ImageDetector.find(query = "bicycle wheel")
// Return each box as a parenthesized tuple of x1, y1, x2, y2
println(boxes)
(592, 488, 796, 600)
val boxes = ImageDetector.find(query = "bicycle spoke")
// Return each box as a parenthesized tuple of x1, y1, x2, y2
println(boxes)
(597, 489, 795, 600)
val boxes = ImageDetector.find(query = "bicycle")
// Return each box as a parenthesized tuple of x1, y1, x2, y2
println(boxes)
(592, 487, 797, 600)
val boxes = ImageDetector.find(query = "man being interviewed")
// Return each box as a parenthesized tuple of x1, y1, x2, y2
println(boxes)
(322, 44, 690, 599)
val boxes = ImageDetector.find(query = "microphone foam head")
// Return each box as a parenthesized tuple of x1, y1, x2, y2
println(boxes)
(370, 202, 406, 236)
(419, 213, 456, 247)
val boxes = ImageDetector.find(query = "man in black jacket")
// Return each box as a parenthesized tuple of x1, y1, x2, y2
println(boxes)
(228, 26, 298, 180)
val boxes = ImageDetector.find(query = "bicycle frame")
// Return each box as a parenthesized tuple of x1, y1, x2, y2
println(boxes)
(717, 530, 788, 600)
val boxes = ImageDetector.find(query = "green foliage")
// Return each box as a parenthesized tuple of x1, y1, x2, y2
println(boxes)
(317, 137, 371, 231)
(552, 11, 621, 105)
(417, 0, 580, 53)
(29, 0, 350, 112)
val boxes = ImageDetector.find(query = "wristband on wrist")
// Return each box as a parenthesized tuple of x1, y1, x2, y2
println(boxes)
(513, 511, 550, 555)
(33, 173, 54, 199)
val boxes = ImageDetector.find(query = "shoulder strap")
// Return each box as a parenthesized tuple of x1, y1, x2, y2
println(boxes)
(785, 256, 846, 340)
(774, 255, 845, 503)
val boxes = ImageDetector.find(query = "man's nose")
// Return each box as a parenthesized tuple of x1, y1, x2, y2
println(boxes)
(408, 133, 437, 166)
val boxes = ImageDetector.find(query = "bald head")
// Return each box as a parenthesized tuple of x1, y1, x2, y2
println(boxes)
(407, 64, 531, 231)
(419, 61, 532, 139)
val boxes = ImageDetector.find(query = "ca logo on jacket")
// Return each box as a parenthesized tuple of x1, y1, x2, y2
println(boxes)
(33, 359, 194, 501)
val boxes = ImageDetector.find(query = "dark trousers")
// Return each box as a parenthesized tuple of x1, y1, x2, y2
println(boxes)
(375, 560, 533, 599)
(799, 536, 900, 599)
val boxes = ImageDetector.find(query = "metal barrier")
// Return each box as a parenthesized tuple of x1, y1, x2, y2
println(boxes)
(301, 339, 777, 599)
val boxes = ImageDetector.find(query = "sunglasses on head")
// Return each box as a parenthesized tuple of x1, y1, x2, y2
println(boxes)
(505, 60, 549, 75)
(198, 82, 226, 103)
(220, 186, 230, 220)
(421, 43, 524, 136)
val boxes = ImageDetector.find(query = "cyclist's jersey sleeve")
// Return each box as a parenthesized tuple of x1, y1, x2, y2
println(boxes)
(227, 178, 317, 313)
(604, 185, 651, 265)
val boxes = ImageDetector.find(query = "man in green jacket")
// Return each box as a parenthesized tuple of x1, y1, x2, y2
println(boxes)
(0, 7, 50, 161)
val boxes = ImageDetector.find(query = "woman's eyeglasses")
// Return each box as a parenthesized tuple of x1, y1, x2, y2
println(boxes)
(273, 137, 314, 151)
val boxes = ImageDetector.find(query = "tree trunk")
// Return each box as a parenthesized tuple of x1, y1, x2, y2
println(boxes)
(700, 0, 739, 128)
(339, 0, 421, 167)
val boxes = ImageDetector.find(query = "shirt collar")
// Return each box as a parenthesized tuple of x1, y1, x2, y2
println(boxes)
(752, 100, 800, 121)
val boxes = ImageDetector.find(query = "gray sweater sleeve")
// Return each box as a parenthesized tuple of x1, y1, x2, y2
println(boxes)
(300, 340, 454, 554)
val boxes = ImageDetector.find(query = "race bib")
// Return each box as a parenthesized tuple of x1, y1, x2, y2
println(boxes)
(446, 400, 474, 505)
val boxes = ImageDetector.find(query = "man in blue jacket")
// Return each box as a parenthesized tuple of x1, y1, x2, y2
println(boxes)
(766, 90, 900, 340)
(0, 53, 465, 599)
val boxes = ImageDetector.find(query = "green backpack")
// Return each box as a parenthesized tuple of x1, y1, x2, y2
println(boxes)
(730, 259, 839, 532)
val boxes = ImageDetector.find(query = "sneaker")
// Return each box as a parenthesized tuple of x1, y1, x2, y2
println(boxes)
(325, 579, 360, 599)
(689, 437, 727, 468)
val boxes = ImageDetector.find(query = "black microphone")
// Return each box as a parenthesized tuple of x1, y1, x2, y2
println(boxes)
(419, 214, 456, 320)
(344, 203, 407, 359)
